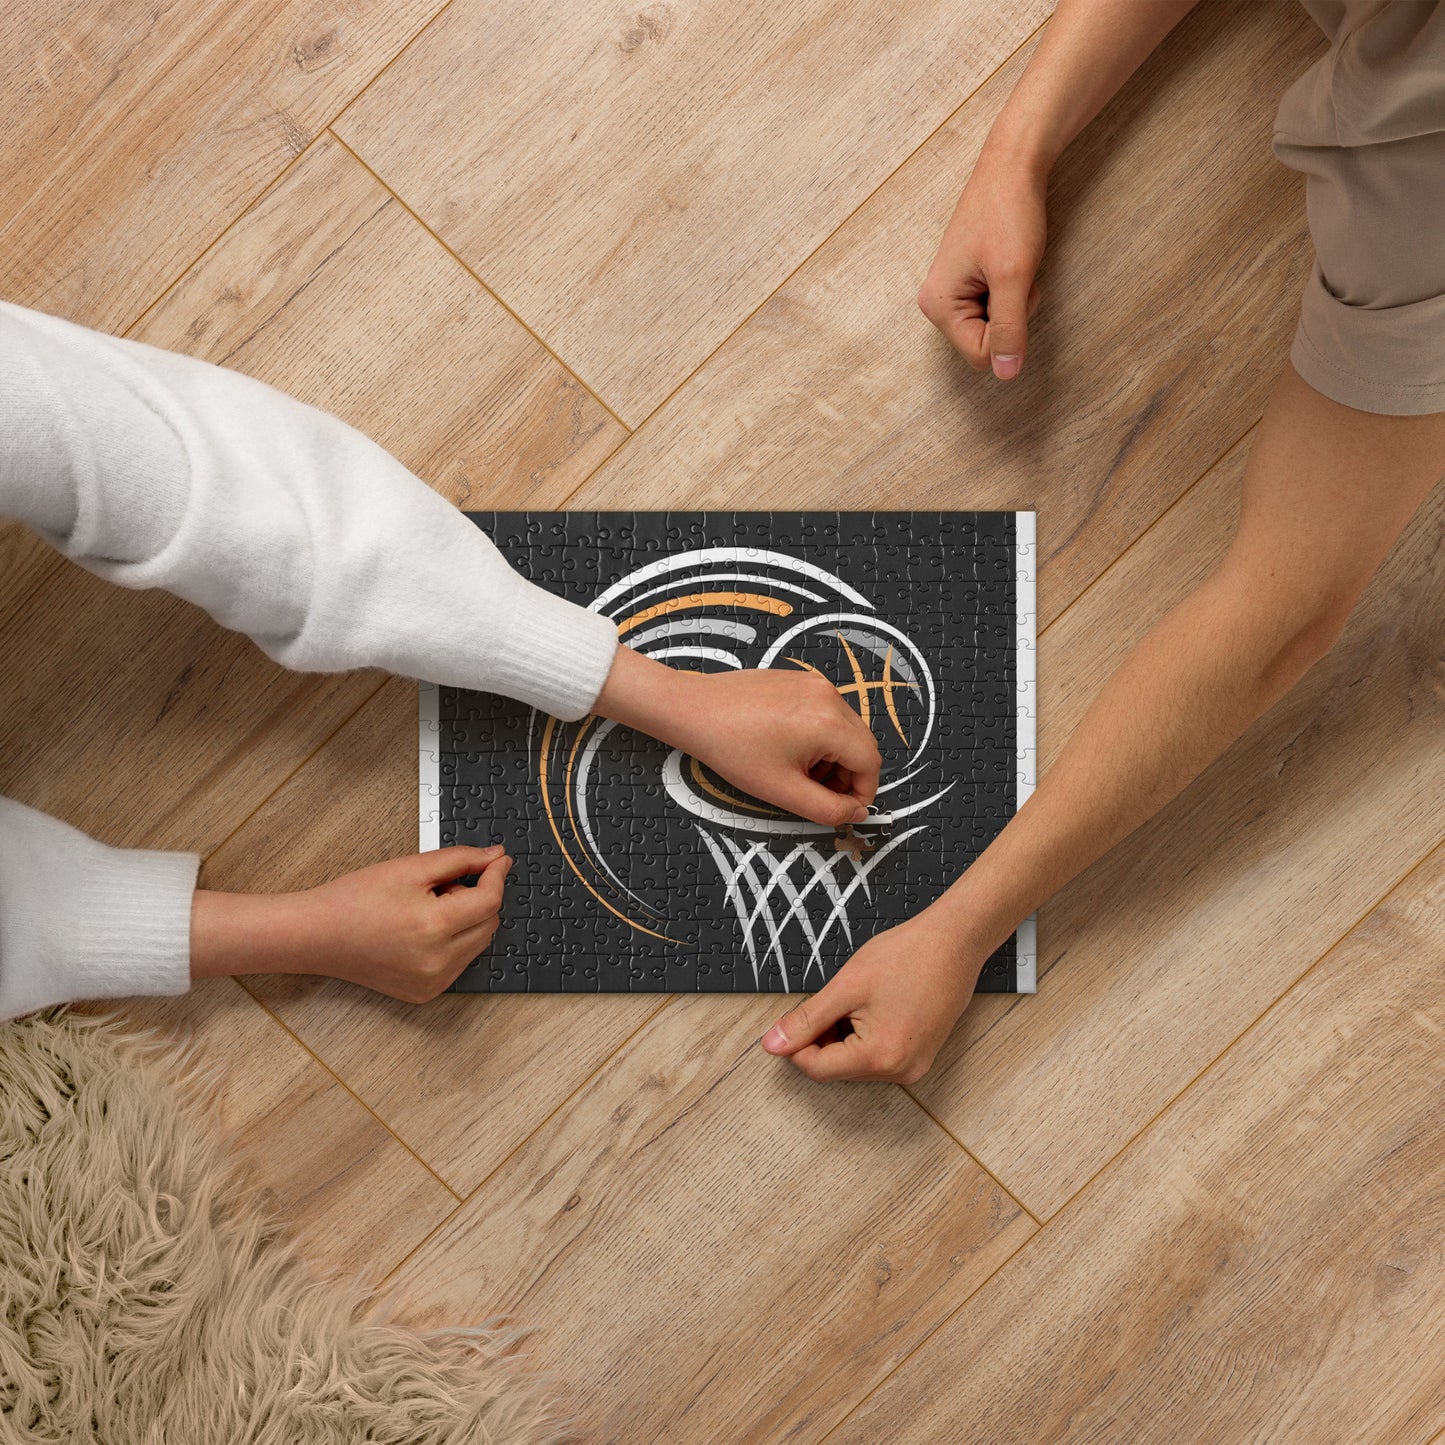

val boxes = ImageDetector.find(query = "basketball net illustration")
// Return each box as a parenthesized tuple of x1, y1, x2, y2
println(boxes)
(535, 547, 956, 990)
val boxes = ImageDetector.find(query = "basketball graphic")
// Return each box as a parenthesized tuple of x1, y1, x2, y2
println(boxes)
(422, 511, 1036, 994)
(536, 547, 959, 988)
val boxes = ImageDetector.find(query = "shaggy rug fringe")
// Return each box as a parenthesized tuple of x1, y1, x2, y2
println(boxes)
(0, 1007, 570, 1444)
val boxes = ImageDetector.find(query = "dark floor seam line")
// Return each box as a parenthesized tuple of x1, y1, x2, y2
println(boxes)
(197, 675, 390, 868)
(326, 130, 631, 435)
(229, 974, 463, 1204)
(121, 0, 460, 341)
(1030, 830, 1445, 1225)
(815, 1218, 1039, 1444)
(549, 12, 1054, 507)
(814, 834, 1445, 1437)
(373, 994, 677, 1291)
(900, 1084, 1042, 1227)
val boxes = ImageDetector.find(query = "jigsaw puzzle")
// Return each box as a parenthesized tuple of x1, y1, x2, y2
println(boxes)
(421, 512, 1036, 994)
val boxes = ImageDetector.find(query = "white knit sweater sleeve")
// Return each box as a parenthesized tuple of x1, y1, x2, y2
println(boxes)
(0, 799, 200, 1017)
(0, 301, 619, 708)
(0, 300, 620, 1019)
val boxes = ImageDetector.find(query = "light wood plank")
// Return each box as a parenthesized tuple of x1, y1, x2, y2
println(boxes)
(565, 1, 1323, 627)
(0, 525, 63, 631)
(0, 557, 380, 853)
(915, 446, 1445, 1217)
(203, 679, 663, 1195)
(79, 978, 458, 1285)
(386, 996, 1034, 1442)
(138, 134, 626, 504)
(0, 0, 440, 331)
(1, 136, 623, 855)
(834, 842, 1445, 1445)
(337, 0, 1052, 422)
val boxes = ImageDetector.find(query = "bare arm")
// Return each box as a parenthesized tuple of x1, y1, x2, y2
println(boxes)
(766, 366, 1444, 1082)
(917, 0, 1203, 376)
(991, 0, 1204, 174)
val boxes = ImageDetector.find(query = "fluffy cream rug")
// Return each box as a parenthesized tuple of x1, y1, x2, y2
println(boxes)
(0, 1008, 566, 1444)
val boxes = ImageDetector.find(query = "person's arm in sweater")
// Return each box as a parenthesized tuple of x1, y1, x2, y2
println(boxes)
(0, 301, 879, 1019)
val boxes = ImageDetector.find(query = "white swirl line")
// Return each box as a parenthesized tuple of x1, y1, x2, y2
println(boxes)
(575, 717, 661, 913)
(608, 571, 827, 613)
(714, 831, 794, 990)
(590, 547, 873, 614)
(627, 618, 759, 649)
(647, 645, 744, 669)
(695, 828, 765, 982)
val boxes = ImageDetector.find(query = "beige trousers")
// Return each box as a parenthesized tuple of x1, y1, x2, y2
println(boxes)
(1273, 0, 1445, 415)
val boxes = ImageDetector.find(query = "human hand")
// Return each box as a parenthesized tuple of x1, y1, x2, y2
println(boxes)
(917, 142, 1046, 379)
(595, 647, 882, 826)
(190, 846, 512, 1003)
(759, 911, 984, 1083)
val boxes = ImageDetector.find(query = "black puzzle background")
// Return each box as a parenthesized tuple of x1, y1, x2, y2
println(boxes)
(439, 511, 1023, 993)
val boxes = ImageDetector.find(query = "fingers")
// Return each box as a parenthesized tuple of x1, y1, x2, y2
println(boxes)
(984, 272, 1033, 380)
(761, 983, 857, 1057)
(454, 912, 502, 958)
(414, 844, 504, 887)
(830, 727, 881, 808)
(918, 270, 1040, 378)
(917, 278, 989, 370)
(803, 700, 881, 816)
(778, 777, 868, 827)
(781, 1025, 930, 1084)
(438, 853, 512, 933)
(790, 1032, 879, 1082)
(950, 315, 991, 371)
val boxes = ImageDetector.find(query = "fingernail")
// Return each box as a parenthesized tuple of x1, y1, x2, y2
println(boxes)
(993, 355, 1021, 380)
(852, 803, 869, 823)
(762, 1024, 788, 1052)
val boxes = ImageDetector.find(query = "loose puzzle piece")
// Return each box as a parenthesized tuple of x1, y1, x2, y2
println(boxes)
(425, 512, 1037, 994)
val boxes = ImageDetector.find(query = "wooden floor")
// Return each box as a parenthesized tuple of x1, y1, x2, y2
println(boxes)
(5, 2, 1444, 1439)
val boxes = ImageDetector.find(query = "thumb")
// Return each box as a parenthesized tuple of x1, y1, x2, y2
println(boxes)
(761, 983, 856, 1057)
(985, 272, 1032, 380)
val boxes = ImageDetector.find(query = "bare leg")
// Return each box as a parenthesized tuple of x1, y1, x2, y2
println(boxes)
(764, 364, 1445, 1082)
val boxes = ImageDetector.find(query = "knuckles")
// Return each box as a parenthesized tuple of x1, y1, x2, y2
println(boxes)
(987, 256, 1029, 286)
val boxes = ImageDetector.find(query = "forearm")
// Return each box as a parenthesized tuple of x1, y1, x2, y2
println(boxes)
(987, 0, 1203, 176)
(928, 566, 1321, 959)
(928, 365, 1444, 966)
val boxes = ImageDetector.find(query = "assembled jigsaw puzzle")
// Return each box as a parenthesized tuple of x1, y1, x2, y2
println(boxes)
(420, 512, 1036, 994)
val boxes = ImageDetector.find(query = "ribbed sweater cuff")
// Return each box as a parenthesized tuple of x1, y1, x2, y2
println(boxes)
(65, 846, 200, 1001)
(488, 578, 620, 721)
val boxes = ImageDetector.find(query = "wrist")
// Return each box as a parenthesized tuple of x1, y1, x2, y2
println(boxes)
(980, 109, 1057, 187)
(921, 865, 1026, 966)
(189, 888, 316, 981)
(593, 646, 701, 750)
